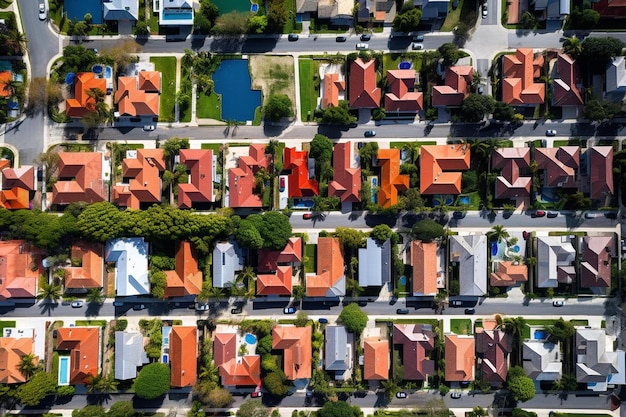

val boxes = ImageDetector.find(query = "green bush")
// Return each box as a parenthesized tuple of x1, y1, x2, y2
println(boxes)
(133, 363, 171, 399)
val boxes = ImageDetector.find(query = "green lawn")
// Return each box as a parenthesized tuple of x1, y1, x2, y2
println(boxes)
(450, 319, 472, 335)
(201, 143, 222, 152)
(179, 65, 192, 123)
(0, 0, 13, 8)
(0, 321, 16, 334)
(74, 320, 107, 328)
(441, 0, 463, 31)
(299, 58, 320, 122)
(390, 141, 437, 150)
(386, 319, 441, 328)
(499, 140, 514, 148)
(553, 140, 569, 147)
(150, 56, 177, 123)
(454, 191, 481, 209)
(304, 244, 316, 273)
(197, 91, 221, 120)
(382, 53, 423, 73)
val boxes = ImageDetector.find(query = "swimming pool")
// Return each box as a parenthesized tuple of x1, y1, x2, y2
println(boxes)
(212, 60, 262, 122)
(162, 354, 169, 364)
(491, 241, 498, 257)
(105, 66, 112, 79)
(64, 0, 103, 24)
(58, 356, 70, 385)
(244, 333, 257, 344)
(251, 3, 259, 12)
(511, 245, 520, 253)
(370, 177, 378, 204)
(398, 61, 412, 70)
(162, 12, 193, 21)
(399, 276, 407, 285)
(534, 330, 548, 340)
(92, 65, 103, 74)
(162, 326, 172, 347)
(458, 196, 470, 205)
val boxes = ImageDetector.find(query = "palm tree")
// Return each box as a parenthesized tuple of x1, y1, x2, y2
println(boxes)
(18, 353, 39, 380)
(487, 225, 510, 243)
(95, 374, 118, 393)
(37, 281, 62, 304)
(562, 36, 582, 59)
(86, 288, 103, 304)
(503, 316, 527, 365)
(0, 78, 20, 97)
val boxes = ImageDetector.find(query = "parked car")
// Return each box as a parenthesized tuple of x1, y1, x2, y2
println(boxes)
(231, 306, 243, 314)
(396, 392, 408, 399)
(303, 213, 312, 219)
(450, 392, 462, 399)
(318, 318, 329, 324)
(605, 212, 617, 219)
(356, 43, 369, 50)
(38, 3, 47, 20)
(412, 34, 424, 42)
(523, 231, 529, 240)
(279, 177, 285, 192)
(195, 303, 210, 311)
(464, 308, 476, 315)
(143, 125, 155, 131)
(288, 34, 299, 41)
(546, 129, 557, 136)
(133, 304, 145, 311)
(585, 212, 600, 219)
(364, 130, 376, 137)
(552, 300, 565, 307)
(482, 4, 488, 17)
(112, 301, 124, 307)
(450, 300, 463, 307)
(360, 34, 371, 41)
(396, 308, 410, 314)
(547, 211, 558, 218)
(336, 36, 347, 42)
(70, 301, 84, 308)
(251, 391, 262, 398)
(411, 42, 424, 50)
(532, 210, 546, 218)
(283, 306, 296, 314)
(452, 211, 466, 219)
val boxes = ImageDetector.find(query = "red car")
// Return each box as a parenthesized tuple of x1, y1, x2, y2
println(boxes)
(251, 391, 262, 398)
(303, 213, 312, 219)
(279, 177, 285, 192)
(532, 210, 546, 218)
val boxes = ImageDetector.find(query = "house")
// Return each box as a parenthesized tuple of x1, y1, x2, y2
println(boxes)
(325, 325, 352, 380)
(530, 0, 570, 21)
(523, 340, 562, 380)
(357, 0, 393, 23)
(306, 237, 345, 297)
(411, 240, 439, 296)
(258, 237, 303, 272)
(178, 149, 216, 208)
(492, 148, 531, 199)
(358, 238, 391, 287)
(52, 152, 106, 205)
(576, 328, 625, 391)
(65, 241, 104, 290)
(169, 326, 197, 387)
(321, 73, 345, 109)
(535, 146, 579, 188)
(159, 0, 193, 27)
(420, 145, 470, 195)
(115, 72, 160, 118)
(589, 146, 614, 201)
(105, 237, 150, 296)
(553, 54, 583, 108)
(56, 327, 100, 385)
(502, 49, 545, 106)
(317, 0, 353, 24)
(0, 337, 37, 384)
(213, 327, 261, 387)
(0, 165, 34, 210)
(65, 72, 107, 118)
(114, 331, 148, 380)
(257, 266, 292, 296)
(385, 69, 423, 113)
(475, 325, 512, 384)
(213, 241, 245, 288)
(376, 148, 409, 208)
(450, 235, 487, 296)
(112, 149, 165, 209)
(272, 325, 312, 380)
(413, 0, 450, 19)
(349, 58, 381, 109)
(581, 236, 613, 289)
(593, 0, 626, 19)
(445, 334, 475, 382)
(363, 337, 389, 380)
(0, 240, 43, 300)
(393, 324, 436, 380)
(164, 241, 202, 298)
(605, 56, 626, 102)
(229, 144, 270, 208)
(329, 142, 361, 205)
(283, 147, 319, 198)
(490, 261, 528, 287)
(103, 0, 138, 23)
(536, 236, 576, 288)
(432, 66, 473, 107)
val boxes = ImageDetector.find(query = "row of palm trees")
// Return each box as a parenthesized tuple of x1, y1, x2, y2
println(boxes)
(37, 279, 104, 304)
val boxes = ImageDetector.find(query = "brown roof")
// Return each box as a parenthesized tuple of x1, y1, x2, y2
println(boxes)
(164, 241, 203, 298)
(420, 145, 470, 195)
(306, 237, 345, 297)
(475, 329, 512, 384)
(229, 144, 270, 208)
(53, 152, 106, 205)
(2, 165, 34, 191)
(385, 69, 423, 112)
(0, 337, 37, 384)
(284, 147, 319, 198)
(393, 324, 436, 380)
(65, 241, 104, 289)
(56, 327, 100, 385)
(0, 240, 43, 300)
(349, 58, 381, 109)
(220, 355, 261, 387)
(258, 237, 303, 272)
(535, 147, 579, 188)
(502, 49, 545, 105)
(112, 149, 165, 209)
(589, 146, 614, 199)
(492, 148, 531, 199)
(178, 149, 214, 208)
(272, 325, 312, 380)
(411, 240, 438, 296)
(115, 72, 161, 117)
(553, 54, 583, 107)
(65, 72, 107, 118)
(213, 332, 237, 367)
(322, 73, 345, 109)
(490, 261, 528, 287)
(432, 66, 473, 107)
(364, 338, 389, 380)
(328, 142, 361, 203)
(257, 265, 292, 296)
(593, 0, 626, 17)
(377, 148, 409, 208)
(581, 236, 612, 288)
(445, 335, 475, 382)
(169, 326, 197, 387)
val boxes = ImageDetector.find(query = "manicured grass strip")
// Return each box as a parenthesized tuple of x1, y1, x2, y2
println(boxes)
(553, 140, 569, 147)
(179, 65, 192, 123)
(377, 319, 441, 327)
(0, 321, 16, 334)
(197, 91, 221, 120)
(390, 141, 437, 149)
(150, 57, 177, 123)
(201, 143, 222, 152)
(74, 320, 107, 328)
(304, 244, 315, 273)
(298, 58, 319, 122)
(450, 318, 472, 335)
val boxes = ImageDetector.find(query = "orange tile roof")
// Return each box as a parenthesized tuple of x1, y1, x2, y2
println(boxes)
(213, 332, 237, 367)
(420, 145, 470, 195)
(328, 142, 361, 203)
(56, 327, 100, 385)
(502, 49, 545, 105)
(258, 237, 303, 272)
(2, 165, 34, 191)
(169, 326, 197, 387)
(229, 144, 270, 208)
(0, 71, 11, 98)
(65, 72, 107, 118)
(164, 241, 202, 298)
(0, 187, 30, 210)
(53, 152, 107, 205)
(349, 58, 381, 109)
(65, 241, 104, 289)
(272, 325, 312, 380)
(322, 73, 346, 109)
(445, 335, 475, 382)
(113, 149, 165, 209)
(432, 66, 473, 107)
(553, 54, 583, 107)
(220, 355, 261, 387)
(385, 69, 423, 112)
(589, 146, 614, 199)
(0, 240, 43, 300)
(376, 148, 409, 208)
(0, 337, 37, 384)
(284, 147, 319, 198)
(535, 147, 579, 188)
(492, 148, 531, 199)
(178, 149, 214, 208)
(411, 240, 438, 296)
(115, 72, 161, 117)
(257, 265, 292, 296)
(490, 261, 528, 287)
(364, 338, 389, 380)
(306, 237, 345, 297)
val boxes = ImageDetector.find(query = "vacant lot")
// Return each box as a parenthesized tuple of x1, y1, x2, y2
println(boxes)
(249, 55, 295, 109)
(150, 56, 177, 122)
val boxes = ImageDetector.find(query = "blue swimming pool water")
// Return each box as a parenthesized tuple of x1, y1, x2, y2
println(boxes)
(459, 196, 470, 205)
(65, 72, 75, 85)
(399, 276, 407, 285)
(162, 326, 172, 346)
(370, 178, 378, 204)
(399, 61, 412, 70)
(534, 330, 548, 340)
(162, 354, 169, 364)
(512, 245, 520, 253)
(64, 0, 103, 24)
(251, 3, 259, 12)
(245, 333, 257, 344)
(162, 12, 193, 21)
(213, 60, 262, 122)
(58, 356, 70, 385)
(491, 241, 498, 257)
(92, 65, 103, 74)
(105, 66, 112, 78)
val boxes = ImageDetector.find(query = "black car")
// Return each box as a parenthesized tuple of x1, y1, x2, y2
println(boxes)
(360, 34, 371, 41)
(396, 308, 410, 314)
(288, 34, 299, 41)
(464, 308, 476, 315)
(452, 211, 466, 219)
(231, 307, 243, 314)
(336, 36, 347, 42)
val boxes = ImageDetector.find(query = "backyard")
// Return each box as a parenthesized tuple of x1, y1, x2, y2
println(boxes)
(150, 57, 177, 123)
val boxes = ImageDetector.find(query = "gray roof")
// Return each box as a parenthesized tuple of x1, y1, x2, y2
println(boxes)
(419, 0, 449, 19)
(450, 235, 487, 296)
(575, 328, 619, 383)
(325, 325, 351, 375)
(162, 0, 192, 9)
(606, 56, 626, 96)
(106, 238, 150, 296)
(103, 0, 139, 21)
(523, 340, 562, 381)
(213, 241, 245, 288)
(296, 0, 318, 13)
(358, 238, 391, 287)
(536, 236, 576, 288)
(115, 331, 148, 380)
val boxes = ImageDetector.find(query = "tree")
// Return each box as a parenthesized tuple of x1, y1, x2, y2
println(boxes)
(519, 11, 538, 29)
(194, 0, 219, 33)
(294, 310, 309, 327)
(76, 202, 125, 242)
(438, 43, 460, 66)
(339, 303, 368, 335)
(317, 401, 361, 417)
(248, 15, 268, 33)
(107, 401, 135, 417)
(72, 405, 106, 417)
(235, 222, 264, 249)
(461, 93, 495, 122)
(236, 399, 269, 417)
(370, 224, 394, 244)
(263, 371, 290, 396)
(493, 101, 516, 121)
(264, 94, 293, 121)
(309, 134, 334, 178)
(583, 98, 619, 122)
(411, 219, 445, 242)
(320, 101, 357, 125)
(37, 280, 62, 304)
(206, 387, 234, 408)
(545, 318, 575, 343)
(214, 12, 250, 35)
(562, 36, 582, 59)
(15, 371, 56, 406)
(567, 8, 600, 30)
(135, 20, 150, 35)
(581, 37, 625, 71)
(392, 6, 422, 32)
(487, 225, 510, 243)
(506, 366, 536, 402)
(86, 288, 103, 304)
(251, 211, 293, 251)
(461, 170, 478, 193)
(56, 385, 75, 397)
(512, 409, 538, 417)
(18, 353, 39, 380)
(133, 363, 171, 399)
(267, 0, 289, 33)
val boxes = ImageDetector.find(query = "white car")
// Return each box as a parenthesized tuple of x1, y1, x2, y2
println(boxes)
(482, 4, 488, 18)
(552, 300, 565, 307)
(412, 42, 424, 50)
(356, 43, 369, 50)
(70, 301, 84, 308)
(546, 129, 557, 136)
(143, 125, 155, 131)
(38, 4, 47, 21)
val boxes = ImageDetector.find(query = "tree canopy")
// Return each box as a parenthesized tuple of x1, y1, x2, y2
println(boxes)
(317, 401, 361, 417)
(493, 101, 515, 121)
(461, 94, 495, 122)
(107, 401, 135, 417)
(438, 43, 460, 66)
(236, 399, 269, 417)
(72, 405, 106, 417)
(236, 212, 292, 251)
(567, 8, 600, 30)
(339, 303, 368, 334)
(15, 371, 56, 406)
(133, 363, 171, 399)
(583, 98, 619, 121)
(370, 224, 394, 244)
(411, 219, 445, 242)
(392, 6, 422, 32)
(581, 37, 625, 71)
(507, 366, 536, 402)
(264, 94, 293, 121)
(320, 101, 356, 125)
(262, 370, 290, 396)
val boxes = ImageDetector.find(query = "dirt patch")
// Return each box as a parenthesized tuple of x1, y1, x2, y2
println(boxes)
(249, 55, 295, 107)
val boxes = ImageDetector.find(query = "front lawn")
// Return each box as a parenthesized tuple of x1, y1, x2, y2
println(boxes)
(197, 91, 221, 120)
(304, 244, 315, 273)
(441, 0, 464, 31)
(450, 319, 472, 335)
(179, 65, 192, 123)
(299, 58, 320, 122)
(150, 57, 177, 123)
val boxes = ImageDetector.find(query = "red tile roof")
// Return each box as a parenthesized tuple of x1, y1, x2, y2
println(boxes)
(492, 148, 531, 199)
(445, 334, 475, 382)
(284, 147, 319, 198)
(322, 73, 346, 109)
(164, 241, 202, 298)
(169, 326, 197, 387)
(53, 152, 107, 205)
(489, 261, 528, 286)
(272, 325, 312, 380)
(411, 240, 438, 296)
(589, 146, 614, 199)
(385, 69, 423, 112)
(66, 72, 107, 118)
(220, 355, 261, 387)
(420, 145, 470, 195)
(0, 241, 42, 300)
(56, 327, 100, 385)
(139, 71, 161, 92)
(178, 149, 214, 208)
(213, 332, 237, 367)
(229, 144, 270, 208)
(502, 49, 545, 105)
(349, 58, 381, 109)
(581, 236, 612, 288)
(2, 165, 34, 191)
(393, 324, 436, 380)
(0, 337, 37, 384)
(475, 328, 512, 384)
(115, 72, 161, 117)
(364, 338, 389, 380)
(432, 66, 473, 107)
(306, 237, 345, 297)
(112, 149, 165, 209)
(535, 147, 579, 188)
(65, 241, 104, 289)
(377, 148, 409, 208)
(258, 237, 303, 272)
(0, 187, 29, 210)
(553, 54, 583, 107)
(257, 265, 293, 296)
(0, 71, 11, 98)
(328, 142, 361, 203)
